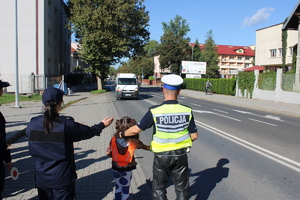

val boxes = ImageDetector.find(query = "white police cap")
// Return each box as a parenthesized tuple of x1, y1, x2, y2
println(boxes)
(162, 74, 183, 90)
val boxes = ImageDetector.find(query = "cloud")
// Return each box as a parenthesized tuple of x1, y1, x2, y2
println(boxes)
(242, 7, 275, 27)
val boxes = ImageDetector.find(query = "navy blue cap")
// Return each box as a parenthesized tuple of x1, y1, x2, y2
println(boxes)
(42, 87, 64, 105)
(0, 80, 10, 88)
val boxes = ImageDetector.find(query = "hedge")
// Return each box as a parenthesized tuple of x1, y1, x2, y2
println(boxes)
(182, 78, 236, 95)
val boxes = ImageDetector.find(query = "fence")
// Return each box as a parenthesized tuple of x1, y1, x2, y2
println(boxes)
(1, 74, 63, 94)
(282, 73, 300, 92)
(237, 69, 300, 104)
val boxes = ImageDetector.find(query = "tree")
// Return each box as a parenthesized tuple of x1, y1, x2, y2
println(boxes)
(108, 66, 117, 78)
(144, 40, 159, 57)
(157, 32, 190, 73)
(66, 0, 150, 87)
(192, 39, 202, 61)
(118, 56, 154, 79)
(157, 15, 191, 73)
(201, 30, 220, 78)
(162, 15, 190, 40)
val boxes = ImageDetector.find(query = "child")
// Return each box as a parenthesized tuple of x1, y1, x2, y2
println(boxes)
(106, 116, 150, 200)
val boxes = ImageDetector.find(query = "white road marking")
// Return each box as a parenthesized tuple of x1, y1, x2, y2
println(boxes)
(195, 120, 300, 173)
(233, 109, 283, 122)
(191, 103, 201, 107)
(144, 99, 157, 106)
(264, 115, 283, 121)
(248, 118, 277, 126)
(193, 110, 240, 121)
(213, 109, 228, 114)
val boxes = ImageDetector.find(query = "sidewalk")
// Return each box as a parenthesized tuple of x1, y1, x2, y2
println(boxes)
(1, 91, 151, 200)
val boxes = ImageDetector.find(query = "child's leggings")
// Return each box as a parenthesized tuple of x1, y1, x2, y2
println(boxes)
(112, 169, 132, 200)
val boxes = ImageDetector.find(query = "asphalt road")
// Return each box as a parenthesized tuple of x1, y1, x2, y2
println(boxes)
(106, 86, 300, 200)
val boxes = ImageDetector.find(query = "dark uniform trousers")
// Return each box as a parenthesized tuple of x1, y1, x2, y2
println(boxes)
(0, 163, 4, 200)
(37, 182, 75, 200)
(152, 148, 189, 200)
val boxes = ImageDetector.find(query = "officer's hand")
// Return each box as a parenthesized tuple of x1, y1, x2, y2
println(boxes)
(5, 161, 13, 171)
(102, 117, 114, 127)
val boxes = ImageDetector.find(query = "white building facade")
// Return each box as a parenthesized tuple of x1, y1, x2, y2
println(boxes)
(255, 23, 298, 70)
(0, 0, 70, 93)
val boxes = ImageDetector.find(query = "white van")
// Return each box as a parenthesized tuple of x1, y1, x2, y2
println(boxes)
(115, 73, 139, 100)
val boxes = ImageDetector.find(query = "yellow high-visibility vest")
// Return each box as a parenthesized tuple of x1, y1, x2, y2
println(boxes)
(150, 104, 193, 153)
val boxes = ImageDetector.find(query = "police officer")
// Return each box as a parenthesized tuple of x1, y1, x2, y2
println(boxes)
(26, 87, 114, 199)
(121, 74, 198, 200)
(0, 80, 13, 200)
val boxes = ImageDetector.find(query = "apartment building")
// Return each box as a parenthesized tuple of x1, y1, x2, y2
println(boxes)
(255, 23, 298, 71)
(217, 45, 255, 79)
(0, 0, 70, 93)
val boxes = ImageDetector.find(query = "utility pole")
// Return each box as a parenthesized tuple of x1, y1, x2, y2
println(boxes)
(15, 0, 20, 108)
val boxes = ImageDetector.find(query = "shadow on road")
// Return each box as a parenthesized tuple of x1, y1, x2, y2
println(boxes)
(189, 158, 230, 200)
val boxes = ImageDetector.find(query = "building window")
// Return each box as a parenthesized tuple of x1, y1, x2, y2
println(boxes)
(54, 7, 58, 23)
(54, 34, 57, 50)
(270, 49, 276, 58)
(48, 0, 52, 17)
(48, 58, 52, 74)
(245, 63, 250, 67)
(48, 30, 52, 46)
(245, 57, 250, 60)
(65, 42, 67, 54)
(289, 47, 293, 56)
(238, 57, 242, 60)
(278, 48, 282, 57)
(230, 56, 234, 60)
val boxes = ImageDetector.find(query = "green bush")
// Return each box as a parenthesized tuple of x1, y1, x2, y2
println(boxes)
(258, 71, 276, 91)
(149, 76, 155, 81)
(238, 71, 255, 98)
(182, 78, 236, 95)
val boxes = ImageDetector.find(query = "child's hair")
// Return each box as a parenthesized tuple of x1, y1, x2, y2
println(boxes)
(115, 116, 140, 145)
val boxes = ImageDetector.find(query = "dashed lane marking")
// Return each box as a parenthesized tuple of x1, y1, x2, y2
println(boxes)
(213, 109, 228, 114)
(193, 110, 240, 121)
(248, 118, 277, 126)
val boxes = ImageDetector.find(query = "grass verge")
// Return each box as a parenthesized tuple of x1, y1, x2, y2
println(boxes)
(0, 94, 42, 105)
(61, 97, 88, 109)
(90, 89, 107, 94)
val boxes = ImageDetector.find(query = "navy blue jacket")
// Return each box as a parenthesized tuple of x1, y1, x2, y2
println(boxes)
(0, 112, 11, 163)
(26, 114, 105, 189)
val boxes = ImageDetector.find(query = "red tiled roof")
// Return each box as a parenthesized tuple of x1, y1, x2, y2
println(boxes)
(216, 45, 255, 56)
(189, 43, 255, 56)
(71, 47, 77, 52)
(244, 65, 264, 71)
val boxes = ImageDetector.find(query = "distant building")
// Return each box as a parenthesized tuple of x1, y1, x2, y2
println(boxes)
(216, 44, 255, 78)
(153, 44, 255, 79)
(153, 55, 171, 80)
(255, 23, 298, 71)
(188, 43, 255, 79)
(70, 42, 90, 73)
(0, 0, 70, 93)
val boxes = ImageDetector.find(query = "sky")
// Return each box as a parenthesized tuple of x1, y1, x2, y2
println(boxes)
(70, 0, 299, 67)
(143, 0, 299, 46)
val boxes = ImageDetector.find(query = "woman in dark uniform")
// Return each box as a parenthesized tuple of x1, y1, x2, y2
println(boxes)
(0, 80, 13, 200)
(26, 87, 113, 200)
